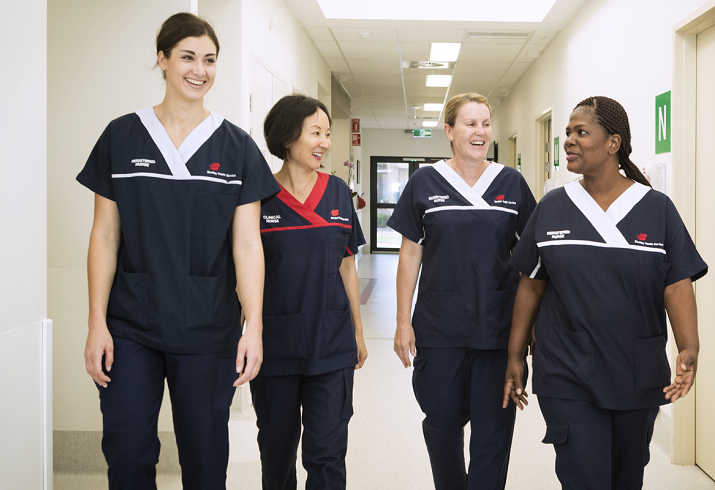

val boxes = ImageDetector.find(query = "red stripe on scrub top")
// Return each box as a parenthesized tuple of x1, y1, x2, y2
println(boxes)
(303, 172, 329, 211)
(261, 223, 352, 233)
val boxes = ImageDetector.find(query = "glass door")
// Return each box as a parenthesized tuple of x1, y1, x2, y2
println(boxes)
(370, 156, 445, 252)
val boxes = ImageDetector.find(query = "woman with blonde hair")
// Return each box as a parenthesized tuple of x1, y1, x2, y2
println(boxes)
(388, 92, 536, 489)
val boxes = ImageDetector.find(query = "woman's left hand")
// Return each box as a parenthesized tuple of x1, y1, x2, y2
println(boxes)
(356, 333, 368, 369)
(664, 348, 698, 402)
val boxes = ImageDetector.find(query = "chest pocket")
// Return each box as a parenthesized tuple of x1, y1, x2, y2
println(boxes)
(192, 192, 238, 240)
(326, 229, 351, 311)
(327, 229, 350, 275)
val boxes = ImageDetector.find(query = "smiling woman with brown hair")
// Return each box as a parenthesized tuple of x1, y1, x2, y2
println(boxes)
(504, 96, 707, 489)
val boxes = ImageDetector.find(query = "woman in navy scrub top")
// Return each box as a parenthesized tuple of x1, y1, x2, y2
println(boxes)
(504, 96, 707, 490)
(251, 95, 367, 489)
(388, 92, 536, 490)
(77, 13, 279, 490)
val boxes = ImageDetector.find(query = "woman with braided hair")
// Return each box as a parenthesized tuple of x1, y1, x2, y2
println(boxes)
(503, 96, 707, 489)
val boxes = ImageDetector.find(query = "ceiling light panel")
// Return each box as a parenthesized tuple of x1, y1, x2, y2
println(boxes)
(423, 103, 444, 111)
(425, 75, 452, 87)
(423, 121, 439, 127)
(430, 43, 461, 62)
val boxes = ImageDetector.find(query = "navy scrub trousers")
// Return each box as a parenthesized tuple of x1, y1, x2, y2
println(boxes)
(538, 396, 659, 490)
(98, 336, 238, 490)
(412, 347, 525, 490)
(250, 368, 354, 490)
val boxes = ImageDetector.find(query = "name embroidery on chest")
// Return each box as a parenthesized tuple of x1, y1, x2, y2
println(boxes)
(263, 215, 281, 224)
(547, 230, 570, 239)
(428, 195, 449, 203)
(131, 158, 155, 167)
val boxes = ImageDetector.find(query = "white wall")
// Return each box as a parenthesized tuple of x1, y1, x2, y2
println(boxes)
(361, 128, 452, 250)
(0, 0, 48, 487)
(491, 0, 708, 199)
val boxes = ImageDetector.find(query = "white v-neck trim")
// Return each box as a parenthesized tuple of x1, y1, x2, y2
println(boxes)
(432, 160, 503, 208)
(136, 108, 225, 178)
(565, 181, 647, 247)
(605, 182, 650, 224)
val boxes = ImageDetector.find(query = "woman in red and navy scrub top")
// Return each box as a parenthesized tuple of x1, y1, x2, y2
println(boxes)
(504, 96, 707, 489)
(251, 95, 367, 489)
(77, 13, 279, 490)
(388, 92, 536, 490)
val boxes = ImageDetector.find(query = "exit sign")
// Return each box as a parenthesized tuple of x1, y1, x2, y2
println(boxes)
(413, 129, 432, 138)
(655, 91, 671, 154)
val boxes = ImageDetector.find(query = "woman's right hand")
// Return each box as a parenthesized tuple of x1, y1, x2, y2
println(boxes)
(85, 320, 114, 388)
(394, 321, 416, 368)
(503, 358, 528, 410)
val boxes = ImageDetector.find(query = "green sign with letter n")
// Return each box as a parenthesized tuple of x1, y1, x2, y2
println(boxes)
(655, 91, 671, 154)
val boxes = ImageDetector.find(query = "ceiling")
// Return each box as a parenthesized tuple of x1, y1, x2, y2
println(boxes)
(283, 0, 589, 130)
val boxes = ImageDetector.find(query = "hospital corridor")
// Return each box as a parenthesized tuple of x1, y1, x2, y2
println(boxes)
(6, 0, 715, 488)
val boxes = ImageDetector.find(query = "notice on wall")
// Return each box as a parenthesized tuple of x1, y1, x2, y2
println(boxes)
(517, 153, 521, 172)
(554, 137, 560, 171)
(352, 134, 361, 146)
(655, 91, 671, 154)
(351, 119, 360, 133)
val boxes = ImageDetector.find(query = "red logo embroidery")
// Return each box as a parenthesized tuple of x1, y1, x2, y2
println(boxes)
(496, 194, 505, 200)
(209, 163, 221, 171)
(331, 209, 339, 216)
(637, 234, 647, 241)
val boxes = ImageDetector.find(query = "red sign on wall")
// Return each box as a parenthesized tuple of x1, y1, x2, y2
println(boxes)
(352, 134, 361, 146)
(351, 119, 360, 133)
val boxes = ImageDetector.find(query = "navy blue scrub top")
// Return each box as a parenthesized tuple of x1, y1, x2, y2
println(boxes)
(511, 181, 707, 410)
(77, 109, 280, 354)
(387, 161, 537, 350)
(259, 172, 365, 376)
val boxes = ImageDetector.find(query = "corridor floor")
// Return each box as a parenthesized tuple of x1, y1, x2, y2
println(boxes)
(55, 253, 715, 489)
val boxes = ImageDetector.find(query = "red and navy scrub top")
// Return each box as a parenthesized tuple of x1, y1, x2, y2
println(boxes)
(387, 160, 537, 350)
(259, 172, 365, 376)
(511, 181, 707, 410)
(77, 109, 280, 354)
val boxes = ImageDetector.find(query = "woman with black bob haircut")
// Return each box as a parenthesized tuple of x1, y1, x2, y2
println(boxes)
(252, 94, 367, 489)
(77, 12, 279, 490)
(504, 96, 707, 489)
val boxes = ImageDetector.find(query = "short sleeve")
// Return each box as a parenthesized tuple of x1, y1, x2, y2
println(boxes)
(76, 124, 115, 201)
(386, 173, 424, 245)
(346, 196, 366, 257)
(237, 137, 281, 206)
(510, 202, 549, 280)
(517, 177, 537, 238)
(664, 197, 708, 285)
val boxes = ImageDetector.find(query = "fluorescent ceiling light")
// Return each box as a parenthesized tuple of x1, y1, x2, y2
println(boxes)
(423, 121, 439, 127)
(423, 103, 444, 111)
(430, 43, 461, 62)
(315, 0, 558, 22)
(426, 75, 451, 87)
(467, 31, 530, 39)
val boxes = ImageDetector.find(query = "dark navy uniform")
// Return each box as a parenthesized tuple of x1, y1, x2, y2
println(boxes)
(510, 181, 707, 489)
(387, 161, 536, 490)
(251, 172, 365, 489)
(77, 108, 279, 490)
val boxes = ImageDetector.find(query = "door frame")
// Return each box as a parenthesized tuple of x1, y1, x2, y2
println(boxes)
(671, 2, 715, 465)
(534, 108, 552, 200)
(369, 156, 444, 253)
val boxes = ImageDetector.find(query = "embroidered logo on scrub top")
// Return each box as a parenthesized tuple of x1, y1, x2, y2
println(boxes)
(494, 194, 517, 205)
(330, 209, 349, 222)
(131, 158, 155, 167)
(428, 195, 449, 203)
(209, 163, 221, 171)
(207, 162, 237, 179)
(263, 214, 281, 224)
(546, 230, 570, 239)
(635, 233, 664, 247)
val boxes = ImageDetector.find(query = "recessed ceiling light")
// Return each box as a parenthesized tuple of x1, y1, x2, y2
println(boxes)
(426, 75, 451, 87)
(401, 61, 456, 70)
(423, 121, 439, 127)
(467, 31, 530, 39)
(430, 43, 461, 62)
(424, 103, 444, 111)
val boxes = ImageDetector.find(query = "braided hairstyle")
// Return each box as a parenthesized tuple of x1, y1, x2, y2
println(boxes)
(573, 96, 651, 187)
